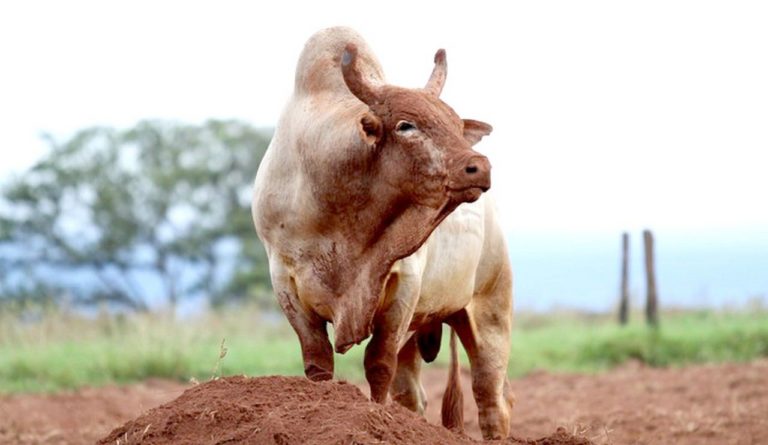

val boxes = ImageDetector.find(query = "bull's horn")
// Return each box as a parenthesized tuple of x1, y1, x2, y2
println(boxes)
(425, 49, 447, 97)
(341, 44, 380, 105)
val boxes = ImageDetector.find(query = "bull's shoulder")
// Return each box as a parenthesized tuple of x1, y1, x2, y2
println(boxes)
(294, 27, 385, 96)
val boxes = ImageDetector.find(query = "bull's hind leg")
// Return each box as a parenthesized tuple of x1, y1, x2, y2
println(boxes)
(448, 269, 514, 439)
(450, 307, 513, 439)
(391, 334, 427, 414)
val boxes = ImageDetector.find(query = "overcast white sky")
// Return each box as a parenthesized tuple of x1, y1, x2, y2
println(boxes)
(1, 1, 767, 234)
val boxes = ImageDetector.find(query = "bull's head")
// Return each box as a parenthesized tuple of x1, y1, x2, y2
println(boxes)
(341, 44, 492, 209)
(303, 44, 493, 353)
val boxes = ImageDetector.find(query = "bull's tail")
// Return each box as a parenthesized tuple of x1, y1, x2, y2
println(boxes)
(441, 328, 464, 433)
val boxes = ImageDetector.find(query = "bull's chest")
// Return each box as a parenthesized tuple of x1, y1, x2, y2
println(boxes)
(409, 200, 486, 324)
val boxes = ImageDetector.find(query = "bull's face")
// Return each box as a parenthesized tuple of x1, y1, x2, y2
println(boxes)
(342, 45, 493, 211)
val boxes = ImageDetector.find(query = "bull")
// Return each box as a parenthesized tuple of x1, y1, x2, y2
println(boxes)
(252, 27, 514, 439)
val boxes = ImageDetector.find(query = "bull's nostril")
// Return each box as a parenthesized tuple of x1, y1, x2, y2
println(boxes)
(465, 165, 478, 174)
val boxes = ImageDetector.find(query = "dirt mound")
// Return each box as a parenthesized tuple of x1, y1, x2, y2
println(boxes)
(98, 375, 590, 445)
(6, 360, 768, 444)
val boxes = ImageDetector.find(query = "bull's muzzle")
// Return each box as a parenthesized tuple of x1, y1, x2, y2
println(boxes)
(448, 153, 491, 202)
(462, 155, 491, 190)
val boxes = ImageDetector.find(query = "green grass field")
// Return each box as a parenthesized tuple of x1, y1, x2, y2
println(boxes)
(1, 306, 766, 393)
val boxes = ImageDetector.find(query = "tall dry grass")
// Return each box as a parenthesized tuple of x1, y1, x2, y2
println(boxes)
(1, 304, 767, 393)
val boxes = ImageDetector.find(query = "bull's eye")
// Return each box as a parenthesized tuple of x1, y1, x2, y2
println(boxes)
(395, 121, 417, 133)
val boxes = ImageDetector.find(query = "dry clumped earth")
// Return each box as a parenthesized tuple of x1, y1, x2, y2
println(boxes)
(1, 359, 766, 444)
(97, 375, 587, 445)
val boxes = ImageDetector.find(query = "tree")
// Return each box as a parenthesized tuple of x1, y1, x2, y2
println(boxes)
(0, 119, 272, 311)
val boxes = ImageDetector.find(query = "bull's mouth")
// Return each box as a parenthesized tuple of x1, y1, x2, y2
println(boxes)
(447, 185, 490, 203)
(447, 182, 491, 193)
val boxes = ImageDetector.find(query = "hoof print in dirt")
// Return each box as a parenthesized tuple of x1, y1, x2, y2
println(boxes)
(97, 376, 592, 445)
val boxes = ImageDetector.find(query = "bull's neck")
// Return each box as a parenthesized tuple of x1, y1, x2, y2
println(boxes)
(319, 190, 458, 266)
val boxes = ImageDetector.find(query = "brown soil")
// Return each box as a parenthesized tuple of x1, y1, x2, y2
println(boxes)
(96, 375, 588, 445)
(1, 359, 766, 444)
(436, 359, 768, 444)
(0, 379, 185, 445)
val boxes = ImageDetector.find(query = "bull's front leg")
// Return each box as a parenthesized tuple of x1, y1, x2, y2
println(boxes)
(365, 271, 421, 403)
(271, 265, 334, 381)
(364, 320, 400, 403)
(286, 298, 335, 381)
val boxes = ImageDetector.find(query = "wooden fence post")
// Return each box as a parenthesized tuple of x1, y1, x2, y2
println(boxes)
(618, 232, 630, 325)
(643, 229, 659, 327)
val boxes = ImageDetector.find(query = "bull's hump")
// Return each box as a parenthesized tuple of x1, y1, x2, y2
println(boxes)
(294, 27, 385, 96)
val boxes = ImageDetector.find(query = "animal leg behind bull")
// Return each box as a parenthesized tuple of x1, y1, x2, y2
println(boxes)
(390, 323, 442, 415)
(391, 334, 428, 414)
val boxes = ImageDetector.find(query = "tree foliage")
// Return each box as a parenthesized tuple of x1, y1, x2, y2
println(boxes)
(0, 120, 272, 310)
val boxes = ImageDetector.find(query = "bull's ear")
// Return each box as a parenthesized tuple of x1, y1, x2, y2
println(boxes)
(359, 112, 383, 146)
(462, 119, 493, 145)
